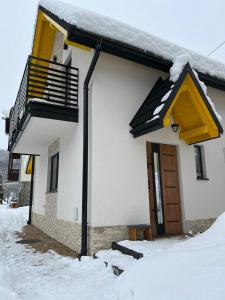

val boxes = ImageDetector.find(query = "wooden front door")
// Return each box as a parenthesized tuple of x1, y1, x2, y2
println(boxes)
(146, 142, 183, 237)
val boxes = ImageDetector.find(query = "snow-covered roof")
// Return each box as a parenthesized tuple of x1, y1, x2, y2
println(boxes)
(39, 0, 225, 82)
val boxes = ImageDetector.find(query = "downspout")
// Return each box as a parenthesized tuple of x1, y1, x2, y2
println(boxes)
(81, 39, 102, 256)
(27, 155, 35, 225)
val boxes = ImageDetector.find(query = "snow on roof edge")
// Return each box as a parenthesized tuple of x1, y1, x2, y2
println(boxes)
(39, 0, 225, 83)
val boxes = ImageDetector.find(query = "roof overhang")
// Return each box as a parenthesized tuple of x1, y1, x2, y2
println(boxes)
(32, 7, 91, 62)
(130, 64, 223, 144)
(36, 5, 225, 92)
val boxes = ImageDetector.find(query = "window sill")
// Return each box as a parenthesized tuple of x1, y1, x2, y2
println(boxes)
(46, 191, 58, 194)
(196, 176, 209, 181)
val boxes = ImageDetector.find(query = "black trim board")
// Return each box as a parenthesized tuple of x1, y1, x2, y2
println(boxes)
(27, 102, 78, 122)
(112, 242, 143, 259)
(9, 102, 78, 152)
(130, 63, 223, 139)
(39, 5, 225, 92)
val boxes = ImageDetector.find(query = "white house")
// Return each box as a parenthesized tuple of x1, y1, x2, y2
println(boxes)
(7, 0, 225, 255)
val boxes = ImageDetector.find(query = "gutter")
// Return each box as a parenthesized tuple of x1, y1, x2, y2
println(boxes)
(81, 39, 102, 256)
(27, 155, 35, 225)
(68, 28, 225, 92)
(39, 5, 225, 92)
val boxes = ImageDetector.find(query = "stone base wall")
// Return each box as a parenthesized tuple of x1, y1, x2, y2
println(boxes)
(32, 193, 81, 253)
(184, 218, 215, 234)
(32, 193, 216, 255)
(19, 181, 31, 207)
(88, 226, 129, 255)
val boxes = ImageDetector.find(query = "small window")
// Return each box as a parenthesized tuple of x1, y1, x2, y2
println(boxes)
(49, 153, 59, 192)
(194, 145, 208, 180)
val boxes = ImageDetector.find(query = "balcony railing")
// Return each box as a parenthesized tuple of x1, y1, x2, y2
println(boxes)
(8, 55, 79, 150)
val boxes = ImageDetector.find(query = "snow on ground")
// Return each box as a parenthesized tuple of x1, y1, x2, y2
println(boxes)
(96, 238, 184, 271)
(117, 214, 225, 300)
(118, 237, 185, 257)
(96, 249, 135, 271)
(2, 205, 225, 300)
(0, 205, 116, 300)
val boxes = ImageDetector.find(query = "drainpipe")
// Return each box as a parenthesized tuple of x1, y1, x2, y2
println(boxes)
(81, 39, 102, 256)
(27, 155, 35, 225)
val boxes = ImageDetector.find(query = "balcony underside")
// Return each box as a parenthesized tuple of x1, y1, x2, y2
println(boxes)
(10, 101, 78, 154)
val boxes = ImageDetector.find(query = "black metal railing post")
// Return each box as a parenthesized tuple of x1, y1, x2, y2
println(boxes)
(25, 56, 31, 110)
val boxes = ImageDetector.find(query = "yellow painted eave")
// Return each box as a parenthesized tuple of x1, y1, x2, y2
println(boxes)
(162, 73, 220, 144)
(32, 10, 91, 61)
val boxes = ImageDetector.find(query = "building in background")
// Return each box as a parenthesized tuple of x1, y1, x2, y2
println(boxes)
(0, 147, 31, 206)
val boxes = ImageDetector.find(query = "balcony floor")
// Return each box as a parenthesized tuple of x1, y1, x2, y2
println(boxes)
(11, 102, 78, 154)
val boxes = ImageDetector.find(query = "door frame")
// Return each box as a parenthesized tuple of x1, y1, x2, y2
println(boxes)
(146, 142, 183, 237)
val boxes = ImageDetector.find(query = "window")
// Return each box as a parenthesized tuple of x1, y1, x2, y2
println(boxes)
(194, 145, 208, 180)
(49, 153, 59, 192)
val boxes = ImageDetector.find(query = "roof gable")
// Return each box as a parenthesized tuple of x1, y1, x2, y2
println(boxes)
(130, 64, 223, 144)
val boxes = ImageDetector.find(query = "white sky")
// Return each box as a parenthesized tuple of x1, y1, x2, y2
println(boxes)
(1, 0, 225, 149)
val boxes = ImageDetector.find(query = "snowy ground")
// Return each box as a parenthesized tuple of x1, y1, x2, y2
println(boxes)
(1, 205, 225, 300)
(0, 205, 116, 300)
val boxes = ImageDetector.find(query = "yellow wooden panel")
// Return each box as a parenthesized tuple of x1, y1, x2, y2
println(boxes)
(26, 156, 33, 175)
(32, 10, 91, 61)
(163, 73, 219, 144)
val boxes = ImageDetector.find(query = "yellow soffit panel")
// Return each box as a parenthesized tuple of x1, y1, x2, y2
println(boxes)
(32, 10, 91, 59)
(26, 156, 33, 175)
(162, 73, 219, 144)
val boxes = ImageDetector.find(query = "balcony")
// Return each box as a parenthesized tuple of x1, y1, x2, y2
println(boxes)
(8, 56, 79, 152)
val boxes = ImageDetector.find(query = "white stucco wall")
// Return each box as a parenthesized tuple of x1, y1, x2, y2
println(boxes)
(181, 87, 225, 220)
(32, 125, 83, 222)
(90, 52, 225, 227)
(33, 153, 48, 215)
(32, 41, 96, 224)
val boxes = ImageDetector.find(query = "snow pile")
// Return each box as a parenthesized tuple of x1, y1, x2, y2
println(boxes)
(153, 103, 164, 116)
(117, 212, 225, 300)
(2, 108, 10, 118)
(161, 89, 173, 103)
(170, 54, 193, 82)
(119, 237, 183, 257)
(40, 0, 225, 82)
(0, 205, 117, 300)
(0, 206, 28, 300)
(175, 212, 225, 250)
(96, 249, 135, 271)
(146, 115, 159, 124)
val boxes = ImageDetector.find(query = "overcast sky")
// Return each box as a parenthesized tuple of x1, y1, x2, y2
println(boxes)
(1, 0, 225, 149)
